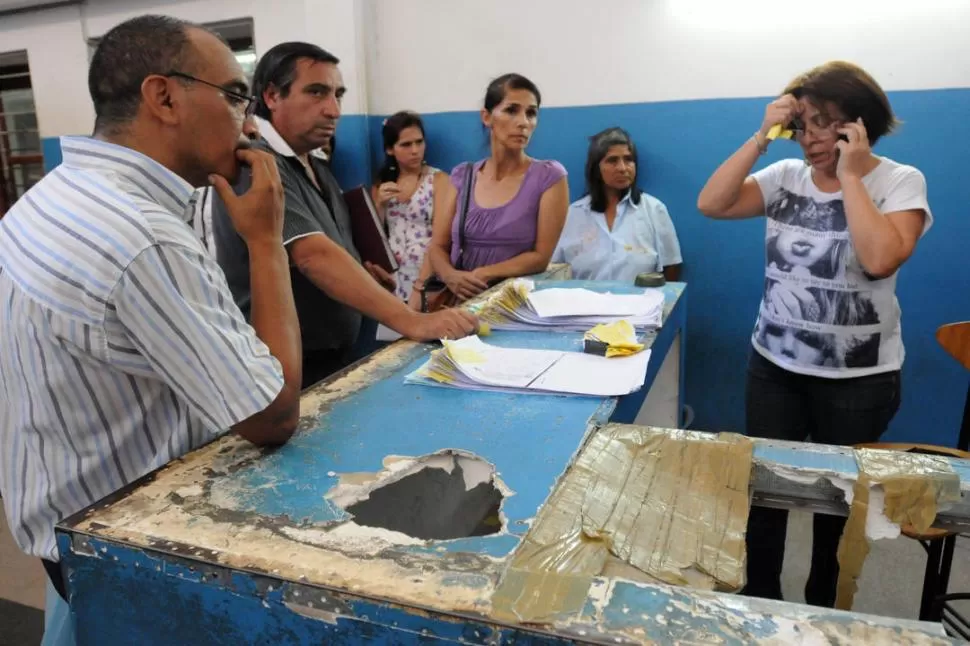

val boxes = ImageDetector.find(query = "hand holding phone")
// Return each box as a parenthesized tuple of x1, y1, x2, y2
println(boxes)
(836, 118, 872, 180)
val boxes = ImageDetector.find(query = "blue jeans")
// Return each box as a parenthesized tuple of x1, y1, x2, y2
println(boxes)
(742, 350, 901, 607)
(42, 577, 75, 646)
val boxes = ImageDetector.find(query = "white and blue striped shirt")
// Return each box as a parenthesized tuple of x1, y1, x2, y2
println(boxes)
(0, 136, 284, 561)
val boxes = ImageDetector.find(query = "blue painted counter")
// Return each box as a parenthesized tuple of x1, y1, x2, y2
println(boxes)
(55, 278, 958, 644)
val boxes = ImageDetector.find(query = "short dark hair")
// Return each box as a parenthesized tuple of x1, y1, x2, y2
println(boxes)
(483, 73, 542, 112)
(585, 127, 641, 213)
(252, 42, 340, 120)
(783, 61, 899, 145)
(88, 15, 203, 134)
(377, 111, 425, 183)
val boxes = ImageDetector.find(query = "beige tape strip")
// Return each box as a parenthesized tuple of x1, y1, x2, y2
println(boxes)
(835, 448, 962, 610)
(491, 425, 754, 624)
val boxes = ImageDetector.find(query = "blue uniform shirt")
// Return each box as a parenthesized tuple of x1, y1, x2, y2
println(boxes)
(552, 191, 682, 281)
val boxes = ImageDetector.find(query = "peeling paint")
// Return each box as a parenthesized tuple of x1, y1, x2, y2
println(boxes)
(279, 521, 427, 551)
(325, 449, 510, 510)
(282, 602, 344, 625)
(298, 342, 424, 419)
(74, 501, 501, 615)
(57, 277, 957, 646)
(68, 433, 505, 616)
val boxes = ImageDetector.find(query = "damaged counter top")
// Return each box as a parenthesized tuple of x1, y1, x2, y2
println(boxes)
(55, 278, 958, 644)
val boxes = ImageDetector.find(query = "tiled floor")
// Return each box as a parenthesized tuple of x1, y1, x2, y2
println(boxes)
(783, 509, 970, 621)
(0, 500, 46, 646)
(1, 504, 968, 638)
(0, 502, 45, 611)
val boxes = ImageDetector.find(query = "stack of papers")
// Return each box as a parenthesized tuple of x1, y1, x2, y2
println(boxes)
(405, 335, 651, 397)
(475, 279, 664, 332)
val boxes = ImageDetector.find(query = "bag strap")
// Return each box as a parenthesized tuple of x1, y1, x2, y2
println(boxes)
(454, 162, 474, 271)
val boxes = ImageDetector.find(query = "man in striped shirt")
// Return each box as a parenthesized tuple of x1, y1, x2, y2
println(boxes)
(0, 15, 302, 643)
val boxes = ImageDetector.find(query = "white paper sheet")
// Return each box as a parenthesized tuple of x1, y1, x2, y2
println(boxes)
(527, 288, 665, 318)
(475, 280, 665, 333)
(406, 335, 651, 397)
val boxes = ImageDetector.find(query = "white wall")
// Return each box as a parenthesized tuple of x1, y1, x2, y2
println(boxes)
(0, 0, 369, 137)
(366, 0, 970, 114)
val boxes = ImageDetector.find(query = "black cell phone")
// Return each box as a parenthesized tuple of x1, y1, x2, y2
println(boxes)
(378, 165, 401, 184)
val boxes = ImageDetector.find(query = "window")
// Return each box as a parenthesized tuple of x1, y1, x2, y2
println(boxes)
(88, 18, 256, 81)
(215, 18, 257, 81)
(0, 50, 42, 217)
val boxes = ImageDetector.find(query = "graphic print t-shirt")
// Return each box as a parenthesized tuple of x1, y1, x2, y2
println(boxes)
(751, 157, 932, 379)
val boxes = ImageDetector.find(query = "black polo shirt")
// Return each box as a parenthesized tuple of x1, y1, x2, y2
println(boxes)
(211, 118, 362, 353)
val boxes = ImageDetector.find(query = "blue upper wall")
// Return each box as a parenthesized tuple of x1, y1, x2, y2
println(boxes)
(368, 89, 970, 445)
(39, 88, 970, 446)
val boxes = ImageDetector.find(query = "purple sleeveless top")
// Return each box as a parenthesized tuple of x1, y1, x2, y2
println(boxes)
(449, 159, 567, 270)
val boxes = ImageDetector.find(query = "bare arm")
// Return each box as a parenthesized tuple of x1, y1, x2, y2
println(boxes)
(473, 176, 570, 282)
(290, 234, 418, 332)
(211, 150, 302, 446)
(427, 177, 458, 278)
(697, 94, 800, 219)
(232, 239, 302, 445)
(289, 234, 479, 340)
(837, 120, 928, 278)
(421, 171, 450, 285)
(426, 172, 488, 300)
(696, 143, 767, 220)
(843, 186, 925, 278)
(663, 264, 682, 281)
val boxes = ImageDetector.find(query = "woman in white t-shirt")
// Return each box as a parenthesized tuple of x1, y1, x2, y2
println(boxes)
(697, 61, 932, 608)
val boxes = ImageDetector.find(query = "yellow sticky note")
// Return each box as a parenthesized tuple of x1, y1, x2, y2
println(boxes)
(584, 320, 645, 358)
(766, 123, 794, 141)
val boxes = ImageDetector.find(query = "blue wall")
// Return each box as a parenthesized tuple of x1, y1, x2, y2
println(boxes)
(369, 89, 970, 446)
(40, 90, 970, 446)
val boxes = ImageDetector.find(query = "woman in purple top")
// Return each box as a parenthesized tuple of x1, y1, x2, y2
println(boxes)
(426, 73, 569, 302)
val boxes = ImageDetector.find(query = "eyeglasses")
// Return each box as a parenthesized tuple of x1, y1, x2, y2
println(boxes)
(165, 71, 256, 118)
(787, 115, 845, 141)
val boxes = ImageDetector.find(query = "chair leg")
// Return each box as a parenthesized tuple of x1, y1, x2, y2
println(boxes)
(959, 381, 970, 452)
(937, 535, 957, 599)
(919, 539, 944, 621)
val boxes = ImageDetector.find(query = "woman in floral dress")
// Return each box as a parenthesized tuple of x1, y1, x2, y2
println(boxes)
(372, 111, 447, 310)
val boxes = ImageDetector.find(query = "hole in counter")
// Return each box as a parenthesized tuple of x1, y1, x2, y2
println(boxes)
(333, 451, 505, 540)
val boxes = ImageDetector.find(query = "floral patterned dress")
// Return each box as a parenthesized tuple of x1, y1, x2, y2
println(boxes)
(386, 166, 438, 301)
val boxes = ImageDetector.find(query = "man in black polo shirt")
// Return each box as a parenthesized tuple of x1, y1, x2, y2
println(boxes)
(211, 42, 477, 388)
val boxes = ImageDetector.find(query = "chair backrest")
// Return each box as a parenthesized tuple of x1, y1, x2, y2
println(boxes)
(937, 322, 970, 372)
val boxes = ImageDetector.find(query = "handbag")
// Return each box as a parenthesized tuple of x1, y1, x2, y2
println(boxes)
(419, 163, 474, 313)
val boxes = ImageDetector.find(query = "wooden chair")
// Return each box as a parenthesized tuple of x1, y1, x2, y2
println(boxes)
(850, 322, 970, 621)
(936, 321, 970, 451)
(854, 441, 970, 621)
